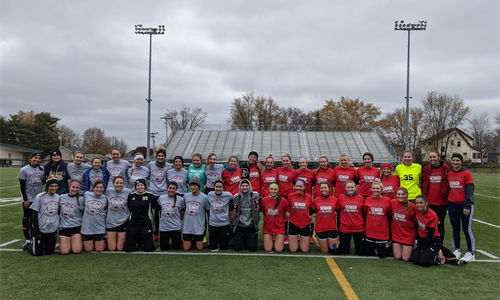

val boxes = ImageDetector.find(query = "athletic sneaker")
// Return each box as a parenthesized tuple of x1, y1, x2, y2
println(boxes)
(228, 238, 233, 246)
(284, 237, 289, 245)
(211, 248, 219, 252)
(453, 249, 461, 259)
(203, 236, 207, 244)
(309, 237, 314, 244)
(22, 240, 31, 252)
(461, 252, 475, 262)
(153, 235, 159, 242)
(437, 250, 446, 264)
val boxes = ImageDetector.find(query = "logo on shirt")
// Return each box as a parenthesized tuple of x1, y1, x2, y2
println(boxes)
(28, 173, 43, 187)
(361, 175, 375, 186)
(292, 201, 307, 214)
(70, 171, 84, 182)
(90, 175, 103, 186)
(264, 177, 276, 184)
(61, 202, 78, 218)
(151, 169, 166, 184)
(393, 208, 409, 226)
(108, 167, 123, 179)
(210, 199, 226, 214)
(343, 201, 360, 217)
(249, 171, 259, 179)
(186, 201, 201, 217)
(161, 203, 176, 218)
(382, 185, 394, 195)
(44, 201, 59, 217)
(337, 173, 351, 183)
(297, 176, 309, 184)
(318, 203, 334, 217)
(449, 179, 463, 192)
(230, 175, 241, 184)
(86, 200, 103, 216)
(206, 172, 220, 185)
(278, 174, 289, 182)
(265, 204, 280, 220)
(368, 204, 386, 220)
(130, 174, 145, 188)
(109, 196, 126, 212)
(429, 174, 443, 185)
(416, 216, 427, 232)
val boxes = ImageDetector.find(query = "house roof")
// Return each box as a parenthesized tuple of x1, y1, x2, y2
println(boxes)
(60, 146, 87, 153)
(0, 143, 42, 153)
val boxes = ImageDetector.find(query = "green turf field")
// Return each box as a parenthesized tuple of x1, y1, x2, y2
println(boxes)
(1, 168, 499, 300)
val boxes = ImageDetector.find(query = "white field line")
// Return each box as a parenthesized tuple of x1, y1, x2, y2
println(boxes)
(0, 239, 21, 247)
(477, 250, 499, 259)
(0, 202, 20, 208)
(0, 248, 498, 262)
(475, 193, 500, 200)
(473, 219, 500, 229)
(0, 185, 19, 189)
(0, 197, 22, 202)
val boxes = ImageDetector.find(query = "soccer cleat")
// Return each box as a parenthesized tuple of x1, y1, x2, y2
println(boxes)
(461, 252, 475, 262)
(309, 237, 314, 244)
(284, 237, 289, 245)
(211, 248, 219, 252)
(22, 240, 31, 252)
(203, 236, 207, 244)
(453, 249, 461, 260)
(153, 235, 159, 242)
(228, 238, 233, 246)
(437, 250, 446, 264)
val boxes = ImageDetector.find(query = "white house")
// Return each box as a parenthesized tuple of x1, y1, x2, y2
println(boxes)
(0, 143, 42, 167)
(421, 128, 483, 164)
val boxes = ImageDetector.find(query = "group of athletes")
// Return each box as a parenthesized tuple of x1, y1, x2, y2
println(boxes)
(18, 146, 475, 267)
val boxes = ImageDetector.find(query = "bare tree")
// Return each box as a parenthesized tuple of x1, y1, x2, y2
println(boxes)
(467, 112, 491, 149)
(82, 127, 110, 155)
(379, 106, 426, 154)
(227, 92, 280, 130)
(319, 96, 381, 129)
(276, 107, 315, 130)
(108, 135, 129, 155)
(58, 125, 82, 148)
(421, 91, 471, 159)
(163, 105, 208, 132)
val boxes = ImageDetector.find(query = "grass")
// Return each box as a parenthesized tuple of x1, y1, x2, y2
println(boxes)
(1, 168, 499, 300)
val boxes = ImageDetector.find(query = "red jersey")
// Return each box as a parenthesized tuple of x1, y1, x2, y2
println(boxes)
(416, 208, 440, 239)
(293, 169, 315, 195)
(364, 196, 392, 240)
(277, 167, 295, 197)
(247, 164, 262, 195)
(221, 167, 241, 196)
(260, 196, 289, 235)
(390, 199, 417, 244)
(314, 168, 335, 198)
(337, 193, 365, 233)
(287, 192, 312, 229)
(332, 166, 356, 198)
(261, 169, 278, 197)
(355, 166, 381, 197)
(381, 175, 400, 199)
(447, 169, 474, 205)
(422, 162, 450, 206)
(311, 195, 338, 232)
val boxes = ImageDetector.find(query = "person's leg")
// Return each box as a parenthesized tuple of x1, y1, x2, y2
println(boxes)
(140, 225, 155, 252)
(263, 234, 273, 252)
(412, 244, 424, 265)
(183, 234, 192, 251)
(364, 239, 375, 256)
(401, 245, 413, 262)
(107, 231, 117, 251)
(209, 225, 219, 250)
(71, 234, 83, 254)
(288, 235, 299, 252)
(195, 235, 204, 251)
(160, 231, 170, 250)
(376, 241, 387, 258)
(30, 234, 45, 256)
(84, 239, 95, 253)
(339, 231, 351, 254)
(418, 240, 442, 267)
(318, 238, 329, 254)
(461, 205, 475, 254)
(152, 196, 160, 236)
(116, 231, 126, 251)
(353, 232, 365, 256)
(430, 204, 447, 241)
(232, 228, 245, 251)
(219, 225, 230, 250)
(94, 234, 106, 252)
(448, 202, 461, 252)
(245, 229, 258, 252)
(59, 236, 71, 255)
(44, 231, 58, 255)
(124, 227, 139, 252)
(300, 237, 310, 253)
(393, 242, 403, 260)
(274, 235, 285, 253)
(171, 230, 181, 250)
(22, 204, 32, 241)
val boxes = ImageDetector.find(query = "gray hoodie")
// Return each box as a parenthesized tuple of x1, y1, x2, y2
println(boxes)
(231, 179, 260, 232)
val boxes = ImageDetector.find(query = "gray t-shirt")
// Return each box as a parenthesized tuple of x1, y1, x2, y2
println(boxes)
(106, 160, 130, 188)
(178, 193, 210, 235)
(58, 193, 84, 229)
(105, 188, 131, 228)
(205, 164, 224, 189)
(167, 168, 189, 195)
(238, 194, 253, 228)
(158, 195, 182, 232)
(30, 192, 60, 234)
(148, 161, 172, 196)
(17, 165, 45, 202)
(67, 163, 91, 194)
(207, 191, 233, 227)
(88, 168, 104, 190)
(81, 191, 108, 235)
(128, 166, 150, 193)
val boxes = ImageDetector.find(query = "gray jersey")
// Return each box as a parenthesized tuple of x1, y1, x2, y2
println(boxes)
(148, 161, 172, 196)
(106, 160, 130, 188)
(58, 193, 84, 229)
(81, 191, 108, 235)
(167, 168, 189, 195)
(88, 168, 104, 189)
(205, 164, 224, 189)
(128, 166, 150, 193)
(17, 165, 45, 202)
(207, 191, 233, 227)
(105, 188, 131, 228)
(67, 163, 91, 194)
(30, 192, 60, 234)
(158, 195, 182, 231)
(178, 193, 210, 235)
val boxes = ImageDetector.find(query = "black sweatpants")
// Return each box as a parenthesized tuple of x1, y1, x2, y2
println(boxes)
(412, 236, 442, 267)
(22, 203, 32, 240)
(209, 225, 231, 250)
(29, 231, 57, 256)
(152, 196, 160, 235)
(160, 230, 181, 250)
(339, 231, 365, 256)
(233, 227, 258, 252)
(124, 224, 155, 252)
(364, 237, 390, 258)
(429, 204, 448, 242)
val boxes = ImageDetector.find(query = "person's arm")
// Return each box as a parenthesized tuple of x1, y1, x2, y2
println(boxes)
(463, 183, 474, 216)
(423, 228, 435, 248)
(285, 211, 290, 222)
(19, 179, 30, 208)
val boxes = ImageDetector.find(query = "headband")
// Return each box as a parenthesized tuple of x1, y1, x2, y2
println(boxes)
(295, 179, 306, 186)
(299, 158, 308, 163)
(69, 181, 81, 188)
(134, 154, 144, 161)
(269, 183, 279, 190)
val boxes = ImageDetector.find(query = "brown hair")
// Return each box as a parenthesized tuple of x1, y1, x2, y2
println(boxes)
(205, 153, 217, 169)
(415, 194, 429, 215)
(314, 156, 331, 174)
(395, 187, 411, 213)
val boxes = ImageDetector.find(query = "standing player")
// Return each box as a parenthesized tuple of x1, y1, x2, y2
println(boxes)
(332, 154, 356, 198)
(128, 153, 150, 192)
(337, 181, 365, 255)
(158, 182, 183, 250)
(84, 157, 109, 192)
(106, 148, 130, 189)
(381, 164, 399, 199)
(204, 153, 224, 194)
(27, 177, 60, 256)
(447, 153, 475, 262)
(391, 187, 417, 262)
(167, 156, 189, 196)
(67, 151, 91, 195)
(277, 154, 295, 198)
(188, 153, 206, 193)
(313, 156, 335, 198)
(261, 153, 278, 198)
(207, 180, 234, 251)
(422, 151, 450, 240)
(294, 158, 314, 195)
(222, 156, 242, 196)
(18, 152, 45, 251)
(240, 151, 263, 196)
(355, 152, 380, 199)
(58, 180, 84, 255)
(363, 179, 392, 258)
(412, 195, 443, 267)
(44, 147, 69, 195)
(261, 183, 288, 253)
(105, 176, 131, 251)
(311, 182, 339, 255)
(124, 178, 155, 252)
(394, 150, 422, 201)
(81, 180, 108, 253)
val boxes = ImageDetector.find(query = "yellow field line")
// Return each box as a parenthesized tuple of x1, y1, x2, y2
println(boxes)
(313, 234, 359, 300)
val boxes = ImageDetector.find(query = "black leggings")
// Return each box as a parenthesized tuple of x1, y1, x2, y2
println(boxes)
(160, 230, 181, 250)
(339, 231, 365, 255)
(152, 196, 160, 235)
(364, 237, 390, 258)
(429, 204, 447, 242)
(209, 225, 231, 250)
(29, 231, 57, 256)
(22, 203, 32, 240)
(124, 224, 155, 252)
(412, 236, 442, 267)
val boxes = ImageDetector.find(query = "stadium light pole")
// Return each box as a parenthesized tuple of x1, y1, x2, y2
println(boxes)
(394, 20, 427, 150)
(135, 24, 165, 160)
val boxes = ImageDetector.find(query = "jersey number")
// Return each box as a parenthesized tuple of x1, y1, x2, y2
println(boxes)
(404, 174, 413, 181)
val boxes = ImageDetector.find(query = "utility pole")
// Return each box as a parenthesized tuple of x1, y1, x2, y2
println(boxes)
(160, 116, 173, 146)
(151, 132, 159, 152)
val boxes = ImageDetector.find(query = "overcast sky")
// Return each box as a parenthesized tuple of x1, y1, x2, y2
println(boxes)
(1, 0, 498, 150)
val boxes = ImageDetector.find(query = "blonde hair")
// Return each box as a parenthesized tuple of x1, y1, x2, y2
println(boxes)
(371, 178, 384, 189)
(205, 153, 217, 169)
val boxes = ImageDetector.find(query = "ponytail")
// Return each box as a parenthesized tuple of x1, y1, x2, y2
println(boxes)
(274, 194, 282, 209)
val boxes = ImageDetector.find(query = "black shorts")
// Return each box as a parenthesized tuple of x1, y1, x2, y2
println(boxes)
(288, 222, 310, 237)
(315, 230, 338, 240)
(106, 220, 129, 232)
(59, 226, 81, 237)
(183, 234, 204, 242)
(81, 234, 106, 242)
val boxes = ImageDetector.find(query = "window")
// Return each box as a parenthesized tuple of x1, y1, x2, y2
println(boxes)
(457, 141, 461, 147)
(441, 147, 445, 152)
(422, 153, 426, 158)
(473, 153, 480, 159)
(450, 141, 454, 146)
(454, 133, 457, 137)
(463, 153, 467, 156)
(428, 142, 433, 146)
